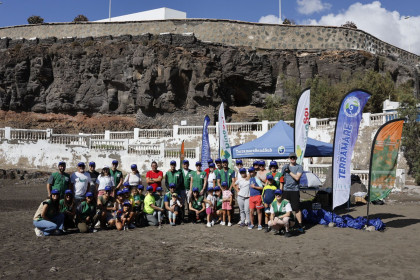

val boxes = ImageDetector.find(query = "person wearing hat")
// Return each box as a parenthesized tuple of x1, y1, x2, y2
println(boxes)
(116, 200, 134, 231)
(213, 186, 224, 223)
(204, 158, 214, 177)
(96, 166, 115, 197)
(188, 187, 205, 223)
(190, 162, 207, 197)
(234, 159, 247, 183)
(110, 160, 124, 192)
(214, 158, 223, 186)
(220, 181, 233, 226)
(179, 159, 193, 221)
(207, 163, 217, 190)
(268, 189, 294, 237)
(76, 192, 98, 233)
(33, 189, 65, 236)
(252, 160, 260, 171)
(281, 152, 304, 233)
(168, 192, 182, 226)
(235, 167, 251, 227)
(59, 189, 76, 230)
(143, 186, 165, 226)
(47, 161, 71, 199)
(146, 161, 163, 193)
(248, 167, 264, 230)
(70, 162, 92, 206)
(97, 186, 117, 229)
(262, 174, 277, 232)
(165, 160, 183, 192)
(204, 187, 216, 227)
(268, 161, 284, 189)
(124, 164, 142, 188)
(257, 160, 269, 184)
(154, 186, 165, 226)
(216, 159, 235, 191)
(129, 185, 145, 227)
(164, 183, 183, 225)
(88, 162, 100, 196)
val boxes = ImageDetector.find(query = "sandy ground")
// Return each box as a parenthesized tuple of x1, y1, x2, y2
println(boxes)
(1, 180, 420, 280)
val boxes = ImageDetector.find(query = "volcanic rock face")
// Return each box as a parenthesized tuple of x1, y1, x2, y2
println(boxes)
(0, 34, 416, 129)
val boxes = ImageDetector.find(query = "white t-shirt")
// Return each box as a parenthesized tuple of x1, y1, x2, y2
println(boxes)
(208, 172, 216, 188)
(170, 199, 182, 207)
(96, 175, 115, 191)
(270, 201, 292, 215)
(206, 194, 216, 208)
(71, 172, 91, 196)
(236, 177, 250, 198)
(124, 173, 142, 186)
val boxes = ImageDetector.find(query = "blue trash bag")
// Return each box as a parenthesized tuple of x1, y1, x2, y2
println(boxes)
(368, 218, 386, 231)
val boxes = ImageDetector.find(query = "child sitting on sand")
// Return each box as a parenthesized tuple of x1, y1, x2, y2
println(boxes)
(221, 181, 232, 226)
(154, 187, 165, 226)
(168, 192, 182, 226)
(214, 186, 223, 224)
(116, 201, 134, 230)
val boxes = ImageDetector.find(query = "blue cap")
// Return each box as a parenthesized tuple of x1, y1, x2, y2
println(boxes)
(239, 167, 246, 173)
(221, 181, 228, 187)
(215, 158, 222, 163)
(58, 161, 66, 166)
(214, 186, 221, 191)
(248, 167, 255, 172)
(207, 187, 214, 192)
(122, 188, 130, 194)
(195, 161, 202, 166)
(274, 189, 283, 195)
(222, 159, 228, 163)
(183, 160, 189, 164)
(89, 161, 95, 166)
(259, 160, 265, 166)
(123, 181, 130, 186)
(112, 160, 118, 165)
(253, 160, 259, 166)
(170, 160, 177, 165)
(65, 189, 73, 195)
(236, 159, 243, 165)
(105, 186, 112, 192)
(269, 161, 278, 167)
(116, 190, 123, 196)
(147, 186, 153, 191)
(51, 189, 60, 195)
(77, 162, 85, 167)
(192, 187, 199, 192)
(207, 158, 214, 164)
(85, 192, 94, 197)
(137, 185, 144, 190)
(123, 200, 131, 206)
(209, 163, 215, 168)
(156, 187, 163, 192)
(266, 174, 274, 180)
(131, 164, 137, 169)
(169, 183, 176, 188)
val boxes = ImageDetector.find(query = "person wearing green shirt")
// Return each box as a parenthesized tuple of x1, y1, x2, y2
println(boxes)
(214, 158, 223, 187)
(268, 189, 293, 237)
(188, 187, 205, 223)
(76, 192, 97, 233)
(110, 160, 123, 192)
(144, 186, 164, 226)
(190, 161, 207, 196)
(47, 161, 71, 198)
(165, 160, 183, 192)
(59, 189, 76, 230)
(268, 161, 284, 189)
(216, 159, 235, 191)
(180, 159, 193, 204)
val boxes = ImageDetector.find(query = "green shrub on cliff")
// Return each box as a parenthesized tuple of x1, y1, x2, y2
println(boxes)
(73, 15, 89, 22)
(27, 15, 44, 24)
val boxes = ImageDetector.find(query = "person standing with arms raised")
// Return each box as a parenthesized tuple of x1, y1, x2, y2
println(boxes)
(47, 161, 71, 199)
(281, 152, 304, 233)
(146, 161, 163, 192)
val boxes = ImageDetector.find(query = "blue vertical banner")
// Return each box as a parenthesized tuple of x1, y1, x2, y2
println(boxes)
(201, 115, 211, 170)
(332, 90, 371, 209)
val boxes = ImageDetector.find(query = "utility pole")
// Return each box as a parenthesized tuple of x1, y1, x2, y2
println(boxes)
(109, 0, 111, 22)
(279, 0, 282, 24)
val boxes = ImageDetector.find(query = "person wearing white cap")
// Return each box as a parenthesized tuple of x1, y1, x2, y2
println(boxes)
(70, 162, 92, 206)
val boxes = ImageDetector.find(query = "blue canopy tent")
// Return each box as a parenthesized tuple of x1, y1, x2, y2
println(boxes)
(232, 120, 333, 159)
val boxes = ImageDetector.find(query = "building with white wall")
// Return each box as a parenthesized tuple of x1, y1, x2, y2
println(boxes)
(95, 7, 186, 22)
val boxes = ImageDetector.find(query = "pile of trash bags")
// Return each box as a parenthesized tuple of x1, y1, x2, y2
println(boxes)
(302, 209, 385, 231)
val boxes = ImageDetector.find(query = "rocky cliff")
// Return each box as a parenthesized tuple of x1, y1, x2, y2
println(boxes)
(0, 34, 417, 131)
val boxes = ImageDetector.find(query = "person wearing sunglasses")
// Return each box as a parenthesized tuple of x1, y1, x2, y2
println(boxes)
(281, 152, 304, 233)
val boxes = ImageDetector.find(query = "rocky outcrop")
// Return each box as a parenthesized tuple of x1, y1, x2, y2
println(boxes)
(0, 34, 417, 129)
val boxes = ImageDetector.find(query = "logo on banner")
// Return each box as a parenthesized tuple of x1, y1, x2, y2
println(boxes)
(278, 146, 285, 154)
(296, 145, 303, 158)
(344, 97, 361, 117)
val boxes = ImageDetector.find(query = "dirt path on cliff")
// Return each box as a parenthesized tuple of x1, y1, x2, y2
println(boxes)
(1, 181, 420, 279)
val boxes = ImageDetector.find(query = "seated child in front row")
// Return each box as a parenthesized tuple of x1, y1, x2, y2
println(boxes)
(168, 193, 182, 226)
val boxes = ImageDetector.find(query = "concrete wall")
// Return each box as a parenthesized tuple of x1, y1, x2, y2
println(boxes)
(0, 19, 418, 65)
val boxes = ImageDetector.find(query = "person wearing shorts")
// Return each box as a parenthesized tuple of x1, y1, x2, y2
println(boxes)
(221, 182, 233, 226)
(248, 167, 264, 230)
(204, 187, 216, 227)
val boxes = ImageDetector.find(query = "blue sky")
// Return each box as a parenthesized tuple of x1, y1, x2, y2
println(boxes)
(0, 1, 419, 54)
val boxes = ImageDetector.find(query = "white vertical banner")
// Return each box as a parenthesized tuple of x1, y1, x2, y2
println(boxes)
(294, 88, 310, 165)
(218, 103, 233, 169)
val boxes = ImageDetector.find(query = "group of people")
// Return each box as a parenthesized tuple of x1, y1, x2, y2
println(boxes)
(33, 152, 304, 238)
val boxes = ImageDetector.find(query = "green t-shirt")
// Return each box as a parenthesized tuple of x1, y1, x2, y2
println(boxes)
(268, 171, 283, 189)
(43, 199, 59, 220)
(191, 196, 204, 210)
(110, 169, 123, 187)
(179, 168, 193, 190)
(59, 199, 75, 213)
(166, 170, 183, 191)
(49, 172, 71, 197)
(144, 194, 156, 214)
(79, 201, 96, 221)
(192, 171, 207, 191)
(154, 194, 164, 208)
(216, 193, 223, 210)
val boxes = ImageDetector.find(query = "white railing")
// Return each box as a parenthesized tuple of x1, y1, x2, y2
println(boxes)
(316, 118, 335, 127)
(370, 113, 384, 125)
(90, 139, 126, 150)
(138, 129, 173, 138)
(308, 164, 331, 182)
(10, 128, 47, 140)
(110, 131, 134, 139)
(268, 121, 293, 130)
(0, 128, 4, 139)
(164, 148, 196, 158)
(351, 170, 369, 186)
(50, 134, 89, 146)
(88, 134, 105, 140)
(178, 126, 203, 135)
(128, 144, 161, 155)
(226, 122, 263, 132)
